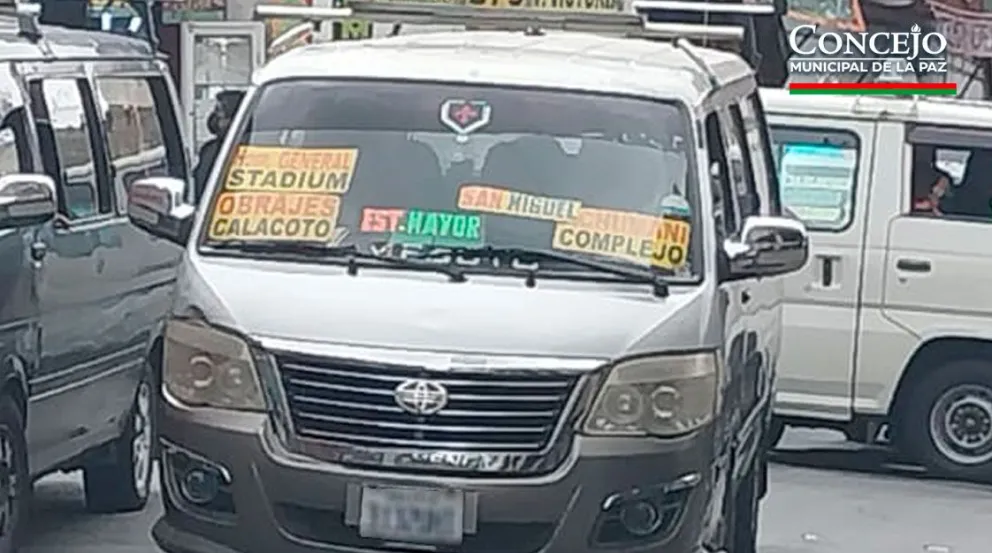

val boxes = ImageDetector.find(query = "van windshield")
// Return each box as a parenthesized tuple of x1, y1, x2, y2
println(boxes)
(199, 79, 701, 277)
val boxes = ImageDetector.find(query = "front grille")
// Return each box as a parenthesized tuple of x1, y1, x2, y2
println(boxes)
(276, 353, 579, 452)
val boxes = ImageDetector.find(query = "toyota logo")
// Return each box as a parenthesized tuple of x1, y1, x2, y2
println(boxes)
(393, 379, 449, 416)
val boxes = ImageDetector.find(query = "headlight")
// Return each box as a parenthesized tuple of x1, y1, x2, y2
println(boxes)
(582, 353, 719, 437)
(163, 319, 265, 411)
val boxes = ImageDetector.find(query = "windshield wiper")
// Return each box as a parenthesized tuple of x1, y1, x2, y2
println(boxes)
(203, 242, 467, 282)
(413, 245, 669, 297)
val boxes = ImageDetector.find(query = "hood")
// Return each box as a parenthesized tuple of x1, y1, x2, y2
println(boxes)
(175, 254, 722, 359)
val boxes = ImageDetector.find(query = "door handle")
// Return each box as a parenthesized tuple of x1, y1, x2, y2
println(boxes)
(820, 256, 836, 287)
(741, 290, 751, 304)
(896, 258, 931, 273)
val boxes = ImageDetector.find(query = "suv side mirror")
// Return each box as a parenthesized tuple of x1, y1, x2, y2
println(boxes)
(127, 177, 196, 246)
(0, 173, 57, 230)
(723, 216, 809, 280)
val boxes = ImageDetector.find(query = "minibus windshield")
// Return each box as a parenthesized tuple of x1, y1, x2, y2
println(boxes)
(199, 79, 701, 277)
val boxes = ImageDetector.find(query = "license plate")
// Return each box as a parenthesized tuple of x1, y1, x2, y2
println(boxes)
(358, 485, 464, 544)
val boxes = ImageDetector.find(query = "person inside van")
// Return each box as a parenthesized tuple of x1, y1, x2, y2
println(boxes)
(193, 90, 244, 201)
(911, 147, 949, 216)
(941, 148, 992, 219)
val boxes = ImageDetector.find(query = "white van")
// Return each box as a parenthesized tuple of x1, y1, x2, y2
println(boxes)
(761, 87, 992, 480)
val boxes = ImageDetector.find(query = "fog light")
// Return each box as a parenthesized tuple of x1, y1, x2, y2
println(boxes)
(619, 500, 662, 537)
(179, 466, 220, 505)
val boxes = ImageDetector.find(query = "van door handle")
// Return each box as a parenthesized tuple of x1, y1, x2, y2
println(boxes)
(820, 256, 837, 287)
(896, 258, 931, 273)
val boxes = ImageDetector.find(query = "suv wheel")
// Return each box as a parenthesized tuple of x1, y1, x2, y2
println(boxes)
(731, 458, 761, 553)
(900, 359, 992, 481)
(0, 395, 28, 553)
(83, 374, 154, 513)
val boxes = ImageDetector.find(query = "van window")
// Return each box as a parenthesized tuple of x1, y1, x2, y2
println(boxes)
(909, 138, 992, 221)
(29, 79, 111, 219)
(95, 77, 188, 213)
(769, 126, 859, 231)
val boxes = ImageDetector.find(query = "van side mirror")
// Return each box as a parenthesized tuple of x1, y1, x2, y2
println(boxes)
(0, 173, 57, 230)
(722, 216, 809, 280)
(127, 177, 195, 246)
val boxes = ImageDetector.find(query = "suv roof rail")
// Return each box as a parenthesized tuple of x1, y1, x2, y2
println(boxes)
(0, 0, 42, 41)
(254, 0, 765, 45)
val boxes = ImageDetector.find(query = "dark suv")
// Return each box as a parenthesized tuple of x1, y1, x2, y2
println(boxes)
(0, 4, 187, 551)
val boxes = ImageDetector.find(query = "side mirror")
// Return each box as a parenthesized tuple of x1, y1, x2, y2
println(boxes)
(0, 173, 57, 230)
(127, 177, 195, 246)
(723, 216, 809, 280)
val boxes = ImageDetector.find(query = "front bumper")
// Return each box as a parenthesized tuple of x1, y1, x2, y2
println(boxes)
(153, 398, 719, 553)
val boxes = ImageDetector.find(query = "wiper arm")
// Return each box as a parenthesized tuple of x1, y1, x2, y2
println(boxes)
(208, 240, 352, 256)
(415, 245, 669, 297)
(204, 241, 467, 282)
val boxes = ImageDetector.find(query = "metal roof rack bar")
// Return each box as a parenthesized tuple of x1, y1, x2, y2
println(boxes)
(644, 21, 742, 40)
(254, 0, 747, 42)
(631, 0, 775, 15)
(255, 4, 352, 20)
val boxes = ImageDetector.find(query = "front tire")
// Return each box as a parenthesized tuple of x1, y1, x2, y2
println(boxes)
(0, 395, 28, 553)
(83, 375, 154, 513)
(899, 359, 992, 481)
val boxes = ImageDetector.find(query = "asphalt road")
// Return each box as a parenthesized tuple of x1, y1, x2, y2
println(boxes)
(22, 429, 992, 553)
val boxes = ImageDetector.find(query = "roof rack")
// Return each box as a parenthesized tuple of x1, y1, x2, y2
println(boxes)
(254, 0, 762, 44)
(0, 0, 41, 41)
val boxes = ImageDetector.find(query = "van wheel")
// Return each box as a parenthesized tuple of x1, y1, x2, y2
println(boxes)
(730, 460, 760, 553)
(83, 376, 154, 513)
(0, 395, 28, 553)
(899, 359, 992, 481)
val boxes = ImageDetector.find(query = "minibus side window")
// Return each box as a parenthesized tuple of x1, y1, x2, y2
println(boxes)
(738, 95, 778, 216)
(705, 112, 740, 238)
(720, 107, 761, 220)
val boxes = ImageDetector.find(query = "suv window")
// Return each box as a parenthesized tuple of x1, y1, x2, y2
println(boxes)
(0, 107, 30, 175)
(29, 79, 111, 220)
(769, 126, 859, 231)
(95, 76, 188, 213)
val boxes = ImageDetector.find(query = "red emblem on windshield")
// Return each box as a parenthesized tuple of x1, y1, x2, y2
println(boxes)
(440, 99, 492, 135)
